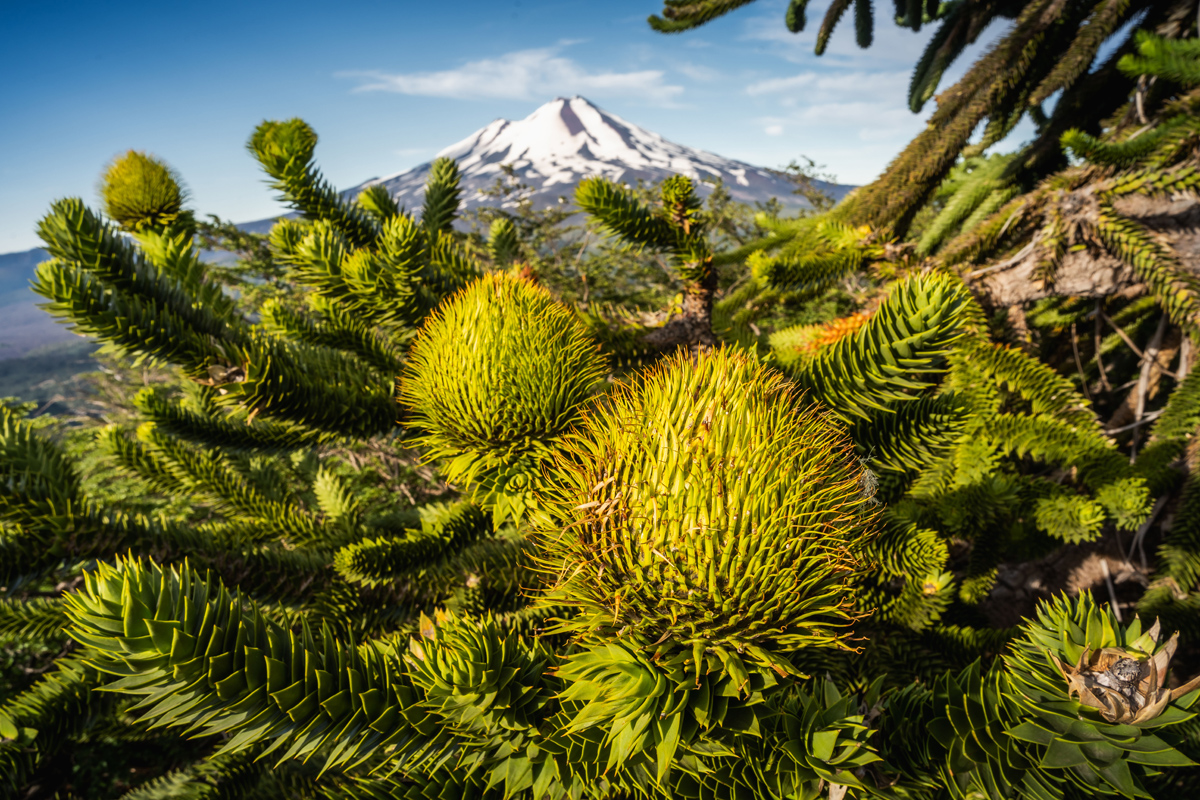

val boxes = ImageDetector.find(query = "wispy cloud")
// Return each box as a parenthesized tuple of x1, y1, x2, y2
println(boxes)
(746, 69, 919, 146)
(745, 73, 816, 95)
(342, 44, 683, 104)
(746, 70, 907, 99)
(673, 61, 723, 82)
(783, 102, 919, 139)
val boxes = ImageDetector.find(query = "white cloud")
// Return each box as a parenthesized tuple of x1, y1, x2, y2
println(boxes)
(746, 70, 907, 100)
(342, 44, 683, 104)
(673, 61, 722, 82)
(745, 73, 816, 95)
(791, 102, 920, 140)
(744, 67, 921, 151)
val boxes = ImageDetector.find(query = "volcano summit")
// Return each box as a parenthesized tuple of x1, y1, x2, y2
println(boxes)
(350, 96, 852, 214)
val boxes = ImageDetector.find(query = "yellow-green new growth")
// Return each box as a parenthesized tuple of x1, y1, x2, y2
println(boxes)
(400, 272, 606, 523)
(405, 609, 550, 735)
(100, 150, 190, 233)
(541, 347, 871, 676)
(401, 272, 606, 459)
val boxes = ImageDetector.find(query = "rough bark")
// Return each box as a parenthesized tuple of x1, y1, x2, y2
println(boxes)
(967, 191, 1200, 307)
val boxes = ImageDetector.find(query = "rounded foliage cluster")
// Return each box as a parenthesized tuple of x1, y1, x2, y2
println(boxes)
(247, 118, 318, 168)
(541, 347, 870, 670)
(100, 150, 188, 232)
(404, 610, 550, 733)
(401, 272, 606, 459)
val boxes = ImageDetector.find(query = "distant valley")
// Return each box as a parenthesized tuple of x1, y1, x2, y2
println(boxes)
(0, 247, 81, 360)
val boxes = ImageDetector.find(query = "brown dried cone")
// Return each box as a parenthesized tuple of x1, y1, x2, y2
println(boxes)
(1004, 592, 1200, 798)
(1051, 624, 1200, 725)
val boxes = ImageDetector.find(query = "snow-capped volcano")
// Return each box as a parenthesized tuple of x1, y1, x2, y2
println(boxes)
(352, 97, 850, 213)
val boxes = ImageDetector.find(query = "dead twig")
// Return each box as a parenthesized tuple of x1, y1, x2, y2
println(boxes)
(1095, 300, 1112, 393)
(1106, 408, 1164, 435)
(1100, 310, 1145, 361)
(1131, 314, 1168, 463)
(963, 234, 1041, 280)
(1101, 559, 1123, 623)
(1071, 321, 1092, 401)
(1128, 493, 1170, 569)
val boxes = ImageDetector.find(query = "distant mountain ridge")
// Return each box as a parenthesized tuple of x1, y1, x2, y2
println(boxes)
(350, 96, 851, 216)
(1, 97, 853, 360)
(0, 247, 82, 359)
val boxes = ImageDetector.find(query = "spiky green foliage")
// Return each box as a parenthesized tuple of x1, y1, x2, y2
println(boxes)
(785, 0, 807, 31)
(1062, 116, 1200, 169)
(1096, 201, 1200, 336)
(574, 174, 727, 351)
(1119, 29, 1200, 85)
(0, 659, 102, 795)
(0, 403, 84, 535)
(400, 272, 605, 523)
(422, 158, 464, 237)
(1033, 493, 1108, 543)
(53, 555, 886, 799)
(867, 593, 1200, 799)
(101, 150, 193, 235)
(747, 218, 881, 299)
(789, 272, 980, 422)
(32, 199, 398, 439)
(916, 154, 1017, 255)
(641, 0, 1163, 241)
(248, 119, 378, 248)
(131, 385, 324, 452)
(0, 598, 65, 641)
(403, 273, 603, 457)
(1003, 593, 1200, 797)
(41, 550, 1200, 800)
(488, 218, 520, 267)
(849, 393, 968, 473)
(403, 608, 550, 740)
(647, 0, 758, 32)
(540, 347, 869, 679)
(116, 747, 266, 800)
(357, 184, 401, 224)
(334, 502, 491, 588)
(14, 57, 1200, 793)
(259, 298, 407, 378)
(62, 557, 422, 772)
(29, 119, 508, 448)
(575, 175, 712, 286)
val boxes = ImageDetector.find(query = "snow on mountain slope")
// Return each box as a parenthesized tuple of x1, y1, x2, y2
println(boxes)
(350, 97, 852, 214)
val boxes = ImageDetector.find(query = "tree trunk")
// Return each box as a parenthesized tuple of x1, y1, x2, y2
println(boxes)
(642, 270, 717, 351)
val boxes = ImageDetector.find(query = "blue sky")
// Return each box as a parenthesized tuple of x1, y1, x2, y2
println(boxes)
(0, 0, 1023, 253)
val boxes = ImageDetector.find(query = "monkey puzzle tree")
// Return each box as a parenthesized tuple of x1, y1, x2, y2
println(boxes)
(2, 80, 1200, 799)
